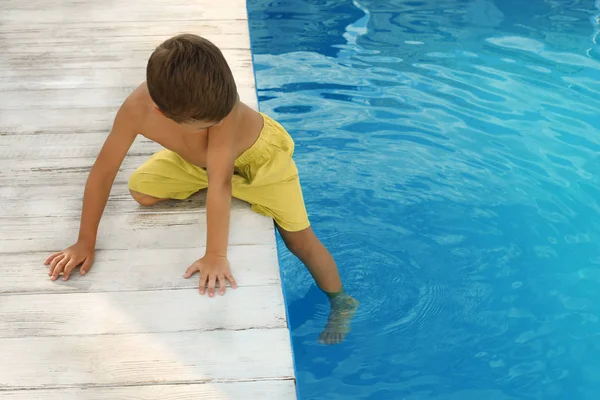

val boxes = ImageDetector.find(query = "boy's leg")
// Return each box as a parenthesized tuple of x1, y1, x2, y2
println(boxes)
(276, 225, 343, 294)
(276, 224, 359, 345)
(129, 190, 167, 207)
(230, 113, 358, 344)
(233, 168, 359, 344)
(128, 149, 209, 205)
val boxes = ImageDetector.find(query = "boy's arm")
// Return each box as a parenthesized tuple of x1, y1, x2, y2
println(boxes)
(45, 100, 139, 281)
(204, 127, 237, 257)
(77, 102, 139, 247)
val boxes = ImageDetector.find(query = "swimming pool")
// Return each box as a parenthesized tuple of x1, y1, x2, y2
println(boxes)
(247, 1, 600, 399)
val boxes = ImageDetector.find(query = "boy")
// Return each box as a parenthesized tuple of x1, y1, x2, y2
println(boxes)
(44, 34, 357, 345)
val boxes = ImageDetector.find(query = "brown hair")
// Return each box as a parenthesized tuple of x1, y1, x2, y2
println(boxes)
(146, 34, 238, 123)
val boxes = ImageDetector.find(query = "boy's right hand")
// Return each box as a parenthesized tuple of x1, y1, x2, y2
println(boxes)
(44, 241, 95, 281)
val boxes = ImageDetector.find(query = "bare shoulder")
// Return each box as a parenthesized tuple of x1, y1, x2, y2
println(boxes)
(114, 82, 152, 130)
(92, 83, 151, 171)
(232, 102, 264, 141)
(208, 102, 262, 152)
(95, 83, 151, 157)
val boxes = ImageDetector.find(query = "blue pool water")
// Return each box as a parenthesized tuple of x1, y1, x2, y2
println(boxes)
(246, 1, 600, 399)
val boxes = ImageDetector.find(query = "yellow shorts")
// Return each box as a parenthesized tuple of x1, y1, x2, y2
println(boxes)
(128, 113, 310, 232)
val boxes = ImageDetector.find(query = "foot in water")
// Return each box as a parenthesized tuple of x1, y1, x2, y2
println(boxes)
(319, 294, 359, 345)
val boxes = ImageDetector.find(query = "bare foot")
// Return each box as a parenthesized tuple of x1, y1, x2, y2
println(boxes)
(319, 294, 359, 345)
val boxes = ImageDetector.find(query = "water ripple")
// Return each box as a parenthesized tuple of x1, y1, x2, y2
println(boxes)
(249, 0, 600, 398)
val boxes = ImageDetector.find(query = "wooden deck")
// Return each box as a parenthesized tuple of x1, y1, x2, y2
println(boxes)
(0, 1, 297, 398)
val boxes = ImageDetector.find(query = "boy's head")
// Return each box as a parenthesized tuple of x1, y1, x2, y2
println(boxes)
(146, 34, 238, 127)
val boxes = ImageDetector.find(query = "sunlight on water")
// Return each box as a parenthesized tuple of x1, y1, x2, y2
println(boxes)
(248, 1, 600, 399)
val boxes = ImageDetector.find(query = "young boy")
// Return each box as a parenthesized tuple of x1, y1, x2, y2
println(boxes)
(44, 34, 357, 344)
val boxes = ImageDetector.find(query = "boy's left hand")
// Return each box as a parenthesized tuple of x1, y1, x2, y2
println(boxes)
(184, 254, 237, 297)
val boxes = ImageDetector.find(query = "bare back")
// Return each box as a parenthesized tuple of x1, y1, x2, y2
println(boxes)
(126, 82, 264, 168)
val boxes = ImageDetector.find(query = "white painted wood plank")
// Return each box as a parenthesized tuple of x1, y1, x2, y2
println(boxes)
(0, 380, 297, 400)
(0, 107, 120, 134)
(0, 154, 213, 187)
(1, 27, 250, 52)
(1, 3, 249, 24)
(0, 329, 294, 389)
(0, 49, 252, 70)
(0, 245, 281, 294)
(0, 286, 285, 338)
(1, 0, 246, 8)
(0, 183, 258, 218)
(0, 156, 140, 187)
(0, 209, 276, 253)
(0, 85, 257, 109)
(0, 67, 255, 91)
(0, 20, 250, 40)
(1, 35, 250, 53)
(0, 133, 161, 160)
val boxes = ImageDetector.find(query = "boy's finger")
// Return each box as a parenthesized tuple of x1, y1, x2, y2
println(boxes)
(44, 252, 61, 265)
(51, 262, 66, 280)
(51, 257, 68, 281)
(184, 264, 197, 278)
(80, 257, 93, 275)
(199, 272, 208, 294)
(49, 254, 65, 275)
(226, 273, 237, 289)
(50, 253, 65, 268)
(62, 259, 79, 281)
(217, 275, 226, 295)
(208, 276, 217, 297)
(49, 254, 65, 276)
